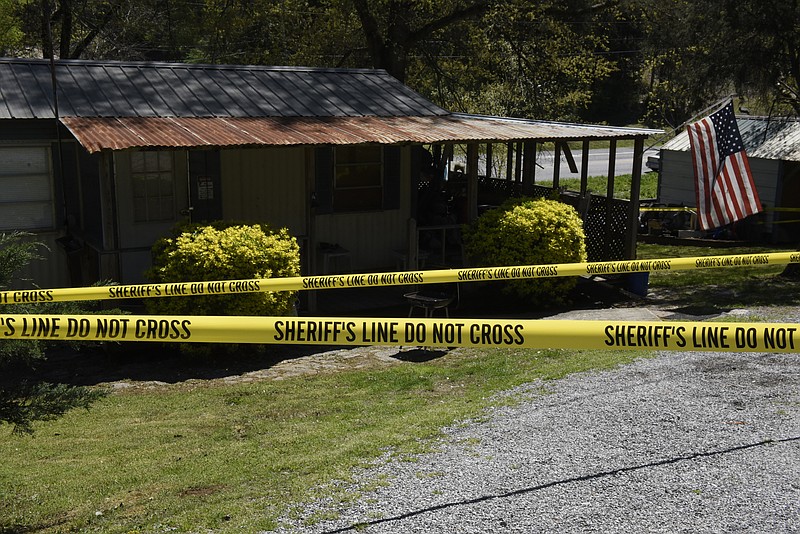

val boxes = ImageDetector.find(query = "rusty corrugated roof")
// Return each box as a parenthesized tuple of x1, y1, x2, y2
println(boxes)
(662, 116, 800, 162)
(61, 114, 660, 153)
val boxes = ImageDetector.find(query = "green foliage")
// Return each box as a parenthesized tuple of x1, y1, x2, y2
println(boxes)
(11, 0, 799, 124)
(0, 232, 105, 435)
(146, 222, 300, 317)
(0, 0, 23, 55)
(462, 198, 586, 303)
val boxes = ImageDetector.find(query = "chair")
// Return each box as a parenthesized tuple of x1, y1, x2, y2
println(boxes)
(404, 284, 459, 317)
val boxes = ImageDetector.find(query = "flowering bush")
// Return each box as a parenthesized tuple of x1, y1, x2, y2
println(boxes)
(146, 223, 300, 317)
(462, 198, 586, 304)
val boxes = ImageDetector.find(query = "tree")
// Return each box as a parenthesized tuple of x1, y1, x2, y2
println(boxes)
(0, 233, 105, 434)
(640, 0, 800, 126)
(0, 0, 25, 55)
(350, 0, 490, 82)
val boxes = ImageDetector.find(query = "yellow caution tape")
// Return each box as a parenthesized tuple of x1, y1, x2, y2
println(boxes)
(1, 251, 798, 305)
(0, 314, 798, 353)
(640, 207, 800, 213)
(640, 207, 696, 212)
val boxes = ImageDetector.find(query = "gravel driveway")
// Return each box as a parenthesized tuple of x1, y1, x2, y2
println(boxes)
(271, 309, 800, 533)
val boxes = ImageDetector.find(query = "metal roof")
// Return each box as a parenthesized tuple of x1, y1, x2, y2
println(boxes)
(61, 114, 660, 153)
(1, 58, 659, 151)
(662, 115, 800, 162)
(0, 58, 447, 119)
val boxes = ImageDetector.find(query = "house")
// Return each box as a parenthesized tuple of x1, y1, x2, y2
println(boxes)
(0, 58, 659, 290)
(657, 115, 800, 242)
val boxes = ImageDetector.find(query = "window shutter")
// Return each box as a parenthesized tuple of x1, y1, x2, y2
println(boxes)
(314, 147, 333, 214)
(383, 145, 401, 210)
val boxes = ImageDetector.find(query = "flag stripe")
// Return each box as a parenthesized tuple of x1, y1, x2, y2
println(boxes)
(687, 101, 762, 230)
(725, 156, 748, 219)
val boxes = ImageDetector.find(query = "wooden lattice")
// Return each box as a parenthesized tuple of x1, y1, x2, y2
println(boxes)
(418, 177, 632, 263)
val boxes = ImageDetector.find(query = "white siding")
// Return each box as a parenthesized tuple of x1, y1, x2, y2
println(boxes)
(659, 149, 781, 234)
(220, 146, 412, 272)
(314, 147, 411, 271)
(658, 150, 697, 206)
(660, 149, 781, 208)
(221, 147, 307, 235)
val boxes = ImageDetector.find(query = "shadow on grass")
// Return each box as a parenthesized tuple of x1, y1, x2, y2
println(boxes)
(33, 342, 343, 387)
(392, 348, 449, 363)
(648, 274, 800, 311)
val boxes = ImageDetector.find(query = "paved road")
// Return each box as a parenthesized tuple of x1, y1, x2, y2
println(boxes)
(453, 146, 660, 181)
(535, 146, 660, 180)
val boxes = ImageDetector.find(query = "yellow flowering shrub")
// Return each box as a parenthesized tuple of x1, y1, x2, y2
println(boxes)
(462, 198, 586, 304)
(146, 223, 300, 317)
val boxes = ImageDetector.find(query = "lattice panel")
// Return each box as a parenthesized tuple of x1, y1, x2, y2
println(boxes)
(426, 177, 633, 263)
(584, 196, 629, 262)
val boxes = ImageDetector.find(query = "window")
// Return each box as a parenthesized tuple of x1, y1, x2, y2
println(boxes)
(131, 151, 175, 222)
(0, 146, 54, 231)
(334, 146, 383, 212)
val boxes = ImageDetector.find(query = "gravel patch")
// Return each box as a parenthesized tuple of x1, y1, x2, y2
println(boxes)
(269, 311, 800, 533)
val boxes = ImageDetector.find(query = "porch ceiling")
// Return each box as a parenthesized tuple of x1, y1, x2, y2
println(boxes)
(61, 114, 661, 153)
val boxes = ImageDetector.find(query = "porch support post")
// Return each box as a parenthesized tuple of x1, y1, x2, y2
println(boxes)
(605, 139, 617, 259)
(407, 217, 418, 270)
(467, 143, 479, 222)
(514, 141, 523, 182)
(522, 141, 535, 195)
(99, 150, 120, 282)
(552, 142, 561, 189)
(485, 143, 493, 179)
(506, 142, 514, 180)
(580, 139, 590, 196)
(625, 137, 645, 259)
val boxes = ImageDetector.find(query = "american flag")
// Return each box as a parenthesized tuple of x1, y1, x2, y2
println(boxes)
(687, 101, 762, 230)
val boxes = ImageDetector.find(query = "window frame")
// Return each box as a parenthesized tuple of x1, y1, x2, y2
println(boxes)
(129, 150, 177, 223)
(332, 145, 384, 213)
(0, 144, 56, 232)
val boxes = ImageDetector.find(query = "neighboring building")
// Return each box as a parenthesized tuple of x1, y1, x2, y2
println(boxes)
(658, 115, 800, 242)
(0, 58, 658, 289)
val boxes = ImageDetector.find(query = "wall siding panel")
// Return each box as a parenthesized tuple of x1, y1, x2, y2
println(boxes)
(313, 147, 411, 271)
(7, 231, 71, 289)
(221, 147, 307, 236)
(659, 149, 781, 235)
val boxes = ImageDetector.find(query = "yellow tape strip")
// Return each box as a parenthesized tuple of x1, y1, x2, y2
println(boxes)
(1, 314, 798, 353)
(640, 207, 800, 213)
(2, 251, 798, 305)
(640, 207, 696, 212)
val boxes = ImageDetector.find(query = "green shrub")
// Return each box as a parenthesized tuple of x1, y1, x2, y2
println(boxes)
(0, 232, 106, 434)
(462, 198, 586, 304)
(146, 223, 300, 317)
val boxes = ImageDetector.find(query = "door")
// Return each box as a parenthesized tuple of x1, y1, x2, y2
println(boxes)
(188, 149, 223, 222)
(114, 150, 189, 283)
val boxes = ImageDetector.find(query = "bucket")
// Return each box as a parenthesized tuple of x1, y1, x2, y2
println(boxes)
(626, 272, 650, 297)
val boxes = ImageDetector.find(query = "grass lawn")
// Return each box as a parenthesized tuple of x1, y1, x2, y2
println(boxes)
(1, 346, 642, 533)
(638, 242, 800, 310)
(2, 242, 798, 533)
(536, 172, 659, 200)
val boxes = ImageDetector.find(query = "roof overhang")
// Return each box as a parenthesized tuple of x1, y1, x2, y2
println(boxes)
(60, 114, 661, 154)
